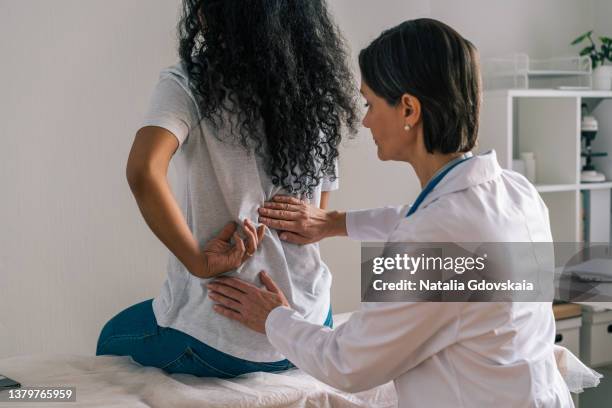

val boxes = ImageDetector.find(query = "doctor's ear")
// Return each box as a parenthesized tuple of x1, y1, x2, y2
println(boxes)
(399, 93, 421, 121)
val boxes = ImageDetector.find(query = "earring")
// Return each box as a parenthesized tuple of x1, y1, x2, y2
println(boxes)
(404, 124, 411, 131)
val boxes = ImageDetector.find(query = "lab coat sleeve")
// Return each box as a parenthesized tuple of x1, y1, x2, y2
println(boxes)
(265, 302, 460, 393)
(345, 205, 410, 242)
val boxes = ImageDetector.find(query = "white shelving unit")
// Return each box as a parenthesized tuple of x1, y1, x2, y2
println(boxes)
(478, 89, 612, 242)
(480, 89, 612, 408)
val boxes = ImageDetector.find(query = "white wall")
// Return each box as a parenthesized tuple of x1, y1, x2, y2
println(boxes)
(592, 0, 612, 43)
(0, 0, 182, 357)
(0, 0, 607, 357)
(430, 0, 595, 59)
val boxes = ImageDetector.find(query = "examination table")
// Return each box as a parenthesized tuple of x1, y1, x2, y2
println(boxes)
(0, 313, 397, 407)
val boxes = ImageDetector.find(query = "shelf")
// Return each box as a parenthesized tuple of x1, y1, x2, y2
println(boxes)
(527, 70, 591, 77)
(486, 89, 612, 98)
(580, 182, 612, 190)
(536, 184, 578, 193)
(491, 71, 590, 78)
(553, 303, 583, 320)
(536, 182, 612, 193)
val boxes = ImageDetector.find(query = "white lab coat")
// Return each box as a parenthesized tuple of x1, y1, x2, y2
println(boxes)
(265, 150, 575, 407)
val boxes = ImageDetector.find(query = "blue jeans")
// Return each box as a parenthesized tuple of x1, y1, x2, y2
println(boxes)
(96, 299, 333, 378)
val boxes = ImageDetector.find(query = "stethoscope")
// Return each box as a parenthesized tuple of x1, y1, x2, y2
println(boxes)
(405, 152, 474, 218)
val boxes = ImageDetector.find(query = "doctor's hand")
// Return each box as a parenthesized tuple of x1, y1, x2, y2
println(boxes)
(258, 195, 346, 245)
(199, 219, 265, 279)
(207, 271, 290, 334)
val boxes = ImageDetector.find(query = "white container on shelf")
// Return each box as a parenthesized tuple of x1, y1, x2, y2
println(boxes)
(555, 316, 582, 357)
(512, 159, 526, 176)
(520, 152, 536, 183)
(580, 307, 612, 367)
(592, 65, 612, 90)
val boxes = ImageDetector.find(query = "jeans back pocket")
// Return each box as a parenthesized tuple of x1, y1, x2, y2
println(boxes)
(161, 346, 236, 378)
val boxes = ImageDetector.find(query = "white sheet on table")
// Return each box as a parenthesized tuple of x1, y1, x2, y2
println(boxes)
(0, 354, 396, 408)
(0, 313, 396, 408)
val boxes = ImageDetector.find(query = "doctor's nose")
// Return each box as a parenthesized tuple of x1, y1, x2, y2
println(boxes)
(362, 114, 370, 129)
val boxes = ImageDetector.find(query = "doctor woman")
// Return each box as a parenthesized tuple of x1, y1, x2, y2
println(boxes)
(206, 18, 575, 407)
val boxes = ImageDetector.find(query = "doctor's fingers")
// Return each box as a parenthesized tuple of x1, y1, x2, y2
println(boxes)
(270, 195, 304, 206)
(261, 201, 302, 213)
(257, 217, 302, 233)
(207, 282, 247, 303)
(258, 207, 301, 221)
(213, 304, 245, 324)
(208, 290, 243, 311)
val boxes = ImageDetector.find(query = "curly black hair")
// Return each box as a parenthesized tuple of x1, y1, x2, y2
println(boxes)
(178, 0, 359, 197)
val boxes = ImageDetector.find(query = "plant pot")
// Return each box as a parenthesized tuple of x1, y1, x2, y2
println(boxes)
(593, 65, 612, 90)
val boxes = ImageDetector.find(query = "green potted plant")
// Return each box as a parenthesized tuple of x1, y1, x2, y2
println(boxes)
(572, 30, 612, 90)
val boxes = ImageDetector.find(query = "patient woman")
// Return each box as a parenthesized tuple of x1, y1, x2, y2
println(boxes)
(95, 0, 358, 378)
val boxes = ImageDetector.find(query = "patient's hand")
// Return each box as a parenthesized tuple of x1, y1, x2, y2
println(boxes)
(258, 195, 346, 244)
(201, 219, 265, 278)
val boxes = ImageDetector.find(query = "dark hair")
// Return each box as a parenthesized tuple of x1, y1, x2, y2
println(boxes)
(358, 18, 481, 154)
(178, 0, 359, 197)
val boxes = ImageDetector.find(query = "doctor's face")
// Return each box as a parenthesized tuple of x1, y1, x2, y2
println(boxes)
(360, 82, 415, 162)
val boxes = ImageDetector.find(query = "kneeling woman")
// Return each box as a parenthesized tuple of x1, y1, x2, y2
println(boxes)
(207, 18, 580, 406)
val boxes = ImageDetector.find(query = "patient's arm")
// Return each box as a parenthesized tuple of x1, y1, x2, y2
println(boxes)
(127, 126, 263, 279)
(258, 195, 347, 244)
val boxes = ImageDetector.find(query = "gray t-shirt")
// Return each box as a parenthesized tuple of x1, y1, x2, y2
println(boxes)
(139, 63, 337, 362)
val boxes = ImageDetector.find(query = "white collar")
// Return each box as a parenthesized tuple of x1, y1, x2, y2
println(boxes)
(418, 150, 502, 209)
